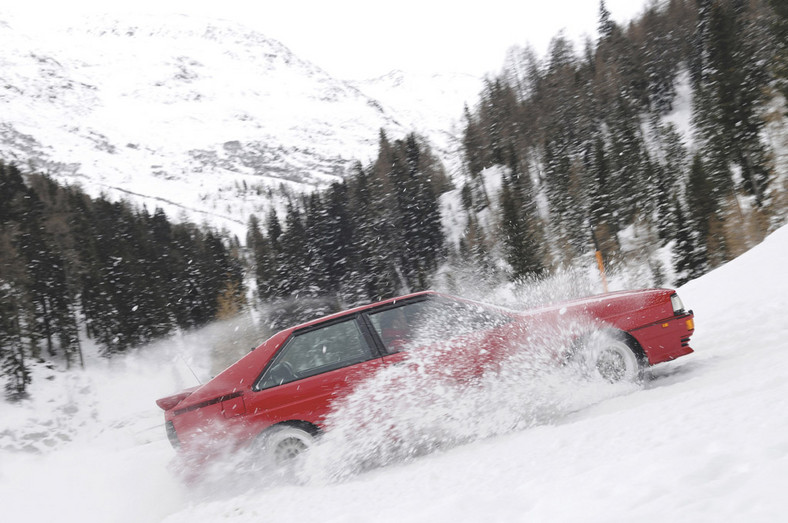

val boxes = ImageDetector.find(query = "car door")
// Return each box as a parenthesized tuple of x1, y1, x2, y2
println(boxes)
(244, 315, 386, 427)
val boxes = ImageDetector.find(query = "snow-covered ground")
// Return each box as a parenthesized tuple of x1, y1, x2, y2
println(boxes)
(2, 224, 788, 522)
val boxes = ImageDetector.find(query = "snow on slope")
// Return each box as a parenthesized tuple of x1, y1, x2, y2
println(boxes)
(2, 225, 788, 522)
(351, 70, 482, 176)
(1, 13, 475, 237)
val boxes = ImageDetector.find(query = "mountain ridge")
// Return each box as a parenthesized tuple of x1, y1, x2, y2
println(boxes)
(0, 12, 481, 237)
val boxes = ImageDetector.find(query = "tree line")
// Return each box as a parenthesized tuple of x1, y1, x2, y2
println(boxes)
(0, 163, 244, 398)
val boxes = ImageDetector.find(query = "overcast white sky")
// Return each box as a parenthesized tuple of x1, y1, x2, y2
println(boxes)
(6, 0, 653, 79)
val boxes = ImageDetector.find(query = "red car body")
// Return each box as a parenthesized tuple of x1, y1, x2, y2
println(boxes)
(157, 289, 694, 464)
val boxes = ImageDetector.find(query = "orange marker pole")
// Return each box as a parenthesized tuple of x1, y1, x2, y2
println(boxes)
(595, 250, 609, 293)
(591, 228, 609, 293)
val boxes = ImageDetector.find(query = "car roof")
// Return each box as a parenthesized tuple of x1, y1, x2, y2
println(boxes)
(283, 290, 437, 334)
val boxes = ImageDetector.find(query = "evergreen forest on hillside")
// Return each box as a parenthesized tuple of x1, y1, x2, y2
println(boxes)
(460, 0, 788, 286)
(2, 0, 788, 398)
(0, 165, 244, 397)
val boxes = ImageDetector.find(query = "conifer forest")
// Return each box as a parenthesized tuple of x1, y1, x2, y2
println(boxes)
(2, 0, 788, 397)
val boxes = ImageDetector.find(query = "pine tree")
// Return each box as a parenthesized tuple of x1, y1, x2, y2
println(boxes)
(768, 0, 788, 101)
(321, 182, 355, 293)
(275, 203, 308, 297)
(694, 0, 770, 207)
(0, 167, 32, 396)
(0, 282, 30, 399)
(685, 153, 717, 266)
(499, 173, 544, 279)
(639, 4, 682, 113)
(607, 94, 650, 224)
(247, 214, 276, 300)
(348, 162, 399, 303)
(673, 197, 708, 286)
(462, 105, 487, 178)
(266, 207, 282, 252)
(391, 134, 445, 290)
(169, 224, 209, 329)
(587, 136, 620, 254)
(303, 193, 331, 295)
(13, 184, 81, 364)
(598, 0, 616, 40)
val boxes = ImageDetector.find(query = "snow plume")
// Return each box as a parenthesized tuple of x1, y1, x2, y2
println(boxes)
(436, 262, 602, 311)
(0, 312, 282, 520)
(438, 251, 677, 315)
(0, 317, 236, 455)
(297, 309, 636, 484)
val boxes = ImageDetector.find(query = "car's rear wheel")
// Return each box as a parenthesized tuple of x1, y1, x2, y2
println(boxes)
(583, 331, 645, 383)
(263, 425, 315, 465)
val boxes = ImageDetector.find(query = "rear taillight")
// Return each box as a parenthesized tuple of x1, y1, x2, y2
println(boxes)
(165, 420, 180, 449)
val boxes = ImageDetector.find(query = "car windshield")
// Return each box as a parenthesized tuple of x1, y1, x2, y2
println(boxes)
(368, 296, 513, 353)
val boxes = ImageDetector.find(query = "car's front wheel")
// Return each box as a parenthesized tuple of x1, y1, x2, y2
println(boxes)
(582, 331, 645, 383)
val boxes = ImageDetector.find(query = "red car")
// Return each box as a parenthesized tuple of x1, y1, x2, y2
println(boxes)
(157, 289, 694, 467)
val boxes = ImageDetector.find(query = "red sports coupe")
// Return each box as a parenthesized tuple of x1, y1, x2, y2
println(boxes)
(157, 289, 694, 467)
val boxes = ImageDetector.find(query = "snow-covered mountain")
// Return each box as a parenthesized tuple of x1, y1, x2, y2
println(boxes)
(0, 12, 481, 237)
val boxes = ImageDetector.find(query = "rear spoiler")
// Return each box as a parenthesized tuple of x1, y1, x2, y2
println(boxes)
(156, 386, 199, 411)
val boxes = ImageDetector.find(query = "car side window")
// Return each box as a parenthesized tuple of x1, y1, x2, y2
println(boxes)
(368, 297, 513, 353)
(255, 317, 373, 389)
(368, 302, 426, 353)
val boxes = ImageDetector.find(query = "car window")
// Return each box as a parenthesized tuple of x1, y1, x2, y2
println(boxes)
(368, 297, 513, 353)
(368, 303, 421, 353)
(256, 317, 373, 389)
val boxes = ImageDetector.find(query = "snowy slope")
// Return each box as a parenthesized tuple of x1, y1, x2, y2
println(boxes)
(0, 12, 474, 238)
(351, 70, 482, 176)
(2, 223, 787, 521)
